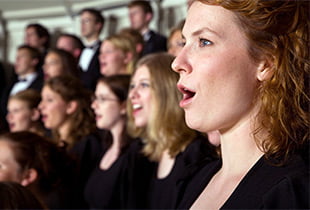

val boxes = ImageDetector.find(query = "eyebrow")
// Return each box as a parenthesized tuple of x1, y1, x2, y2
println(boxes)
(191, 26, 221, 38)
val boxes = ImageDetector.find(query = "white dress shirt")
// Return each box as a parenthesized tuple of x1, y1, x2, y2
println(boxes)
(10, 72, 38, 95)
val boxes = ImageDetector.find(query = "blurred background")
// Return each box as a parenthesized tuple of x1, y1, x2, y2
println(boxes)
(0, 0, 187, 64)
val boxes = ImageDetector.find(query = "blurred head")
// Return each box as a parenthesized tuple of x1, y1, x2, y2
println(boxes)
(43, 48, 79, 80)
(128, 53, 195, 161)
(92, 75, 131, 130)
(128, 0, 153, 33)
(0, 131, 72, 197)
(6, 90, 42, 134)
(14, 45, 41, 76)
(119, 27, 144, 57)
(167, 20, 185, 57)
(99, 34, 136, 76)
(24, 23, 50, 51)
(79, 8, 104, 40)
(39, 75, 95, 146)
(56, 33, 85, 59)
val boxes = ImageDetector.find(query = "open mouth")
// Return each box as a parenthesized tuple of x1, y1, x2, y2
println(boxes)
(178, 84, 196, 107)
(178, 85, 196, 100)
(132, 104, 142, 111)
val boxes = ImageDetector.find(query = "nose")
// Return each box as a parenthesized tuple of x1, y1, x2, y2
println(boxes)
(91, 99, 97, 110)
(38, 101, 44, 112)
(171, 48, 191, 74)
(6, 112, 12, 121)
(128, 86, 139, 100)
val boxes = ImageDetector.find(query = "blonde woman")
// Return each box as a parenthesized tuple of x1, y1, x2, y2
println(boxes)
(99, 34, 137, 76)
(123, 53, 217, 209)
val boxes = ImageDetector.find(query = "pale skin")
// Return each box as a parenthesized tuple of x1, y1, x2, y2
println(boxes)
(129, 66, 175, 179)
(172, 2, 271, 209)
(91, 82, 126, 170)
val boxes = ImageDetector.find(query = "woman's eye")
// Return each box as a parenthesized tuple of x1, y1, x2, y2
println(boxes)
(199, 38, 212, 47)
(140, 82, 150, 88)
(129, 84, 135, 90)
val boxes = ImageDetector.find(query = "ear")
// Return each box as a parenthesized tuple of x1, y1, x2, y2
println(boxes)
(145, 12, 153, 23)
(256, 58, 274, 82)
(66, 100, 78, 115)
(20, 168, 38, 186)
(124, 52, 133, 64)
(73, 49, 82, 59)
(31, 58, 39, 67)
(30, 108, 40, 121)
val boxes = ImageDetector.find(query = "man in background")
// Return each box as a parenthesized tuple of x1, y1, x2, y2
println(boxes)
(78, 8, 104, 91)
(128, 0, 167, 56)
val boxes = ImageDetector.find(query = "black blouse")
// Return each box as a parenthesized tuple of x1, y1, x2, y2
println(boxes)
(178, 154, 309, 209)
(121, 135, 218, 209)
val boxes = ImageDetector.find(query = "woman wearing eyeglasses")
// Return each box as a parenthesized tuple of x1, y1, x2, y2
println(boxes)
(84, 74, 136, 209)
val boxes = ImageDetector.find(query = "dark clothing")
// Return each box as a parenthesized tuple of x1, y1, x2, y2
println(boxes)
(0, 69, 44, 130)
(142, 30, 167, 56)
(79, 41, 101, 91)
(69, 131, 104, 208)
(178, 154, 309, 209)
(84, 148, 127, 209)
(121, 135, 217, 209)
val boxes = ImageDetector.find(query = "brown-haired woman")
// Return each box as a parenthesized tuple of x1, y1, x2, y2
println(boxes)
(6, 89, 46, 136)
(84, 74, 136, 208)
(0, 131, 75, 209)
(38, 75, 103, 207)
(43, 48, 80, 80)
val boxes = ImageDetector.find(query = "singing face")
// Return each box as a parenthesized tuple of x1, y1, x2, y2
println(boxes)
(6, 99, 33, 132)
(99, 41, 128, 76)
(91, 82, 125, 130)
(39, 86, 69, 130)
(128, 65, 153, 128)
(43, 52, 64, 80)
(172, 2, 261, 133)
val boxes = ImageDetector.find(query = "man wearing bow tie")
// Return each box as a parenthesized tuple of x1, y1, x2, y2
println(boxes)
(1, 45, 44, 131)
(78, 8, 105, 91)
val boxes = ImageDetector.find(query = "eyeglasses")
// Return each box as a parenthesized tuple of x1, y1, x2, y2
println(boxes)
(92, 96, 119, 103)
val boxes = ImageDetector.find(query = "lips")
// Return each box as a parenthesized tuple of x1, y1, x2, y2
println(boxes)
(177, 84, 196, 108)
(132, 103, 142, 115)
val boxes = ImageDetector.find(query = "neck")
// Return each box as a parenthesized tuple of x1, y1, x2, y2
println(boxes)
(58, 121, 71, 144)
(218, 108, 264, 176)
(85, 35, 99, 44)
(110, 119, 126, 149)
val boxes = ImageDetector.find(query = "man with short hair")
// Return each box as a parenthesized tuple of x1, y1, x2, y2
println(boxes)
(24, 23, 50, 56)
(1, 45, 44, 129)
(78, 8, 104, 91)
(56, 33, 85, 61)
(128, 0, 167, 56)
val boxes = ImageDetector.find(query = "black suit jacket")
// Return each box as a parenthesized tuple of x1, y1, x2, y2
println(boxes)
(79, 41, 102, 91)
(0, 70, 44, 129)
(142, 30, 167, 56)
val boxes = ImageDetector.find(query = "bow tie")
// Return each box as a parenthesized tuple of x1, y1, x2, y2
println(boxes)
(18, 78, 27, 82)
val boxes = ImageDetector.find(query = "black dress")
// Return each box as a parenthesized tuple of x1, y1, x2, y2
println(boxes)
(121, 135, 218, 209)
(178, 154, 309, 209)
(84, 148, 129, 209)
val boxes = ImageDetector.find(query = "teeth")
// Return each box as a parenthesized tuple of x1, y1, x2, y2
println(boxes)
(133, 104, 142, 110)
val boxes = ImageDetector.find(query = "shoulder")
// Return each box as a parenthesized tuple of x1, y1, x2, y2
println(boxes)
(261, 155, 309, 209)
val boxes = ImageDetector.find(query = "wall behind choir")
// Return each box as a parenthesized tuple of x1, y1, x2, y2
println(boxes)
(0, 0, 188, 64)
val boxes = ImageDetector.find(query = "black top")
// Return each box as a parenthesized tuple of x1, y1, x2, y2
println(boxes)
(178, 154, 309, 209)
(84, 148, 128, 209)
(142, 30, 167, 56)
(121, 135, 217, 209)
(69, 131, 104, 208)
